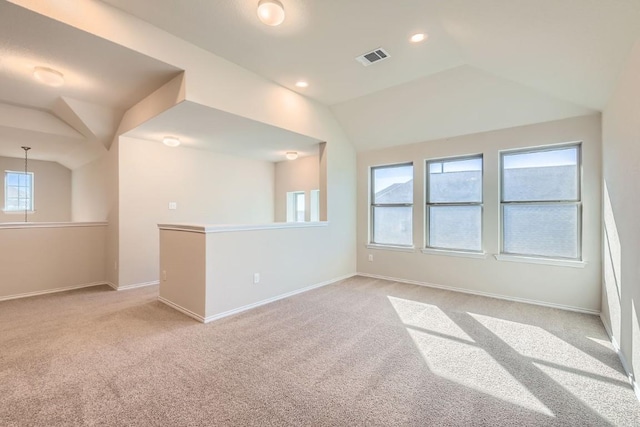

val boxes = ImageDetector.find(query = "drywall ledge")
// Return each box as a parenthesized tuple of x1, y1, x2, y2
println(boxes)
(0, 221, 107, 229)
(158, 221, 329, 234)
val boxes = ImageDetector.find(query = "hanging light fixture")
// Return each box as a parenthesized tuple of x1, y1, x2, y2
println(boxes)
(21, 146, 31, 223)
(257, 0, 285, 26)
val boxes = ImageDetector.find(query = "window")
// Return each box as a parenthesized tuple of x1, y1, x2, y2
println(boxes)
(286, 191, 305, 222)
(370, 163, 413, 246)
(310, 189, 320, 222)
(426, 156, 483, 252)
(501, 144, 581, 259)
(4, 171, 33, 212)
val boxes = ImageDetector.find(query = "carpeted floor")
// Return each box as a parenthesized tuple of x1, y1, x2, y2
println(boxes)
(1, 275, 639, 426)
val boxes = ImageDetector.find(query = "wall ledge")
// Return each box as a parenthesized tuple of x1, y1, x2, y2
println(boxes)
(0, 221, 107, 230)
(158, 221, 329, 234)
(357, 272, 600, 315)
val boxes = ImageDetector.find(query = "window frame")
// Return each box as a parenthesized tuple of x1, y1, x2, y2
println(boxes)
(425, 154, 484, 253)
(499, 142, 582, 261)
(286, 190, 305, 223)
(4, 170, 34, 213)
(370, 162, 414, 247)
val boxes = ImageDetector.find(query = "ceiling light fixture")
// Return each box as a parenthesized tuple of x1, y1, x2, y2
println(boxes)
(163, 136, 181, 147)
(410, 33, 427, 43)
(285, 151, 298, 160)
(295, 81, 308, 88)
(33, 66, 64, 87)
(257, 0, 285, 26)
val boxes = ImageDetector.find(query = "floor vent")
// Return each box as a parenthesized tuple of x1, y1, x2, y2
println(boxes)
(355, 48, 391, 67)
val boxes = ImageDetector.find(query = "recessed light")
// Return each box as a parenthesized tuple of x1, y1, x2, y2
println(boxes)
(286, 151, 298, 160)
(257, 0, 285, 26)
(410, 33, 427, 43)
(163, 136, 181, 147)
(295, 81, 309, 88)
(33, 66, 64, 87)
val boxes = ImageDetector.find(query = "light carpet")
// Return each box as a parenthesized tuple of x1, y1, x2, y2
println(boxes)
(1, 276, 639, 426)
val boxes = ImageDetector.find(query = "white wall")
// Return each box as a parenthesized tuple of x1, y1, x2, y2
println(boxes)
(357, 115, 602, 312)
(118, 136, 275, 287)
(0, 223, 106, 300)
(601, 39, 640, 394)
(274, 154, 320, 222)
(0, 156, 71, 222)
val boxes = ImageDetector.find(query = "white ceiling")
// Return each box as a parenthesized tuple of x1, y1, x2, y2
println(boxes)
(0, 1, 182, 168)
(100, 0, 640, 150)
(124, 101, 321, 162)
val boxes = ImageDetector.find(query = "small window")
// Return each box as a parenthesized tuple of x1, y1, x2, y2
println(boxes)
(286, 191, 305, 222)
(426, 156, 483, 252)
(4, 171, 34, 212)
(370, 163, 413, 246)
(310, 189, 320, 222)
(501, 144, 581, 259)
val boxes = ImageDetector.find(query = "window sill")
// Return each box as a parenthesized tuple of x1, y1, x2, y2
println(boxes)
(366, 243, 415, 253)
(2, 210, 35, 214)
(494, 254, 586, 268)
(421, 248, 487, 259)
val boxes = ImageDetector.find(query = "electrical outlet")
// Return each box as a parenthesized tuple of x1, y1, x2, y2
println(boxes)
(162, 270, 167, 281)
(368, 254, 373, 262)
(168, 202, 177, 210)
(253, 273, 260, 284)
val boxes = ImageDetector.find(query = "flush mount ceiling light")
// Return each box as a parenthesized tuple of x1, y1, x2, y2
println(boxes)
(410, 33, 428, 43)
(285, 151, 298, 160)
(163, 136, 181, 147)
(33, 66, 64, 87)
(295, 81, 308, 88)
(257, 0, 285, 26)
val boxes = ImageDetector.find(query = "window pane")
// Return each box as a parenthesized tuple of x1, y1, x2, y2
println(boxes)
(7, 173, 18, 186)
(295, 193, 305, 222)
(429, 206, 481, 251)
(503, 204, 578, 258)
(429, 157, 482, 203)
(503, 147, 578, 201)
(372, 206, 412, 246)
(373, 164, 413, 204)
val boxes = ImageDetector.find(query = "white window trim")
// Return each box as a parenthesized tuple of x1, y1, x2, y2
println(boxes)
(370, 162, 414, 247)
(4, 170, 34, 212)
(421, 247, 487, 259)
(366, 243, 415, 253)
(495, 254, 586, 268)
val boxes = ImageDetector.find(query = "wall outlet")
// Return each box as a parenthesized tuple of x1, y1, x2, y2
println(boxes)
(368, 254, 373, 262)
(253, 273, 260, 284)
(162, 270, 167, 281)
(168, 202, 177, 210)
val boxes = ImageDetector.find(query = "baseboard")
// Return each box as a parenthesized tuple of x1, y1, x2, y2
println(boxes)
(600, 313, 640, 402)
(0, 281, 109, 302)
(158, 296, 205, 322)
(203, 273, 357, 323)
(357, 272, 600, 315)
(109, 281, 159, 291)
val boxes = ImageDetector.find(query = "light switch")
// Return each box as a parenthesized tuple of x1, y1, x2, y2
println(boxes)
(168, 202, 177, 210)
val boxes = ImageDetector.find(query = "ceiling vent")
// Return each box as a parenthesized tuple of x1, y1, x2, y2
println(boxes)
(355, 48, 391, 67)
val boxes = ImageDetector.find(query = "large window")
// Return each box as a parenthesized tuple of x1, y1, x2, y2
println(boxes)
(371, 163, 413, 246)
(286, 191, 305, 222)
(501, 144, 581, 259)
(4, 171, 33, 212)
(426, 156, 483, 252)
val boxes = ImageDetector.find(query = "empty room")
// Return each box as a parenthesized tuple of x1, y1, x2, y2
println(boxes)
(1, 0, 639, 425)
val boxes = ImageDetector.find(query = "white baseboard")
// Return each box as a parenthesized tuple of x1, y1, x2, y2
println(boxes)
(357, 272, 600, 315)
(158, 296, 205, 322)
(0, 281, 109, 302)
(600, 313, 640, 402)
(157, 273, 357, 324)
(108, 281, 159, 291)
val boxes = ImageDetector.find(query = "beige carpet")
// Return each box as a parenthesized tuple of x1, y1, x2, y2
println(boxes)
(1, 276, 639, 426)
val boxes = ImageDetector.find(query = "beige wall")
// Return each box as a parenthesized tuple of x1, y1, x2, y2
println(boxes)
(0, 156, 71, 222)
(274, 154, 320, 222)
(601, 39, 640, 393)
(357, 115, 602, 312)
(0, 223, 107, 300)
(118, 136, 276, 287)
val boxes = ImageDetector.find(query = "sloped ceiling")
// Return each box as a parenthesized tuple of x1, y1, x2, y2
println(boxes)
(100, 0, 640, 150)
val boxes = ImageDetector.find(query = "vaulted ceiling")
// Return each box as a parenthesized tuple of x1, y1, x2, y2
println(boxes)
(101, 0, 640, 150)
(2, 0, 640, 168)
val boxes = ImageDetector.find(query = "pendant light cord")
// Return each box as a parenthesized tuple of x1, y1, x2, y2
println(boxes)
(21, 146, 31, 223)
